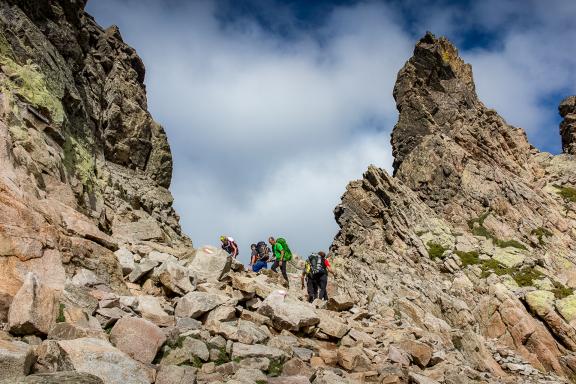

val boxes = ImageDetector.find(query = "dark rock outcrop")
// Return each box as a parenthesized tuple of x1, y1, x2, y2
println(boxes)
(560, 95, 576, 155)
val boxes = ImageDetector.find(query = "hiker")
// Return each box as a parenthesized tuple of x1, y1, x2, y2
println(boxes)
(301, 254, 320, 302)
(269, 236, 290, 287)
(316, 251, 332, 300)
(249, 244, 258, 265)
(250, 241, 269, 273)
(220, 236, 239, 259)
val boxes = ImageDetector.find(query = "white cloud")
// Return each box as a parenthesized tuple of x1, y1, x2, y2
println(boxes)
(172, 132, 393, 261)
(86, 0, 576, 263)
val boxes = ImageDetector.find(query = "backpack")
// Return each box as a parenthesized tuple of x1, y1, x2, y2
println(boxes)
(256, 241, 269, 261)
(307, 253, 326, 277)
(222, 238, 237, 255)
(276, 238, 292, 261)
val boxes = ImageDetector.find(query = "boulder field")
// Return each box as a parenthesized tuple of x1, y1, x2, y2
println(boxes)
(1, 1, 576, 383)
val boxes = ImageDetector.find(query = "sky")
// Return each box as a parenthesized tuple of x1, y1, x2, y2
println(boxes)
(86, 0, 576, 264)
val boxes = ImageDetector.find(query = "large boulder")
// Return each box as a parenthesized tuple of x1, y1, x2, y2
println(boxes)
(326, 295, 354, 312)
(257, 290, 319, 331)
(57, 338, 154, 384)
(114, 248, 135, 275)
(153, 261, 196, 295)
(33, 340, 74, 373)
(59, 207, 117, 251)
(109, 317, 166, 364)
(187, 246, 231, 282)
(336, 346, 371, 371)
(0, 340, 34, 381)
(155, 364, 197, 384)
(175, 291, 227, 319)
(127, 259, 159, 283)
(10, 372, 104, 384)
(161, 336, 209, 365)
(48, 322, 106, 341)
(316, 310, 349, 339)
(397, 340, 433, 368)
(231, 342, 288, 360)
(135, 296, 174, 326)
(8, 273, 59, 336)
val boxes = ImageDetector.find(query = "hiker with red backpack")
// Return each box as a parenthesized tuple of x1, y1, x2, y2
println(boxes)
(220, 236, 239, 259)
(301, 251, 332, 301)
(269, 236, 291, 287)
(316, 251, 332, 300)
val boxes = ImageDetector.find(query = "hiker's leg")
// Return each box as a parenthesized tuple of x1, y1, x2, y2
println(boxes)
(281, 260, 289, 286)
(312, 276, 319, 301)
(318, 273, 328, 300)
(306, 276, 315, 302)
(252, 260, 266, 273)
(271, 260, 279, 272)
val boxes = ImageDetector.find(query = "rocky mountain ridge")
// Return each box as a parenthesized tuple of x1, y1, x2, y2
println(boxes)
(331, 32, 576, 383)
(1, 1, 576, 384)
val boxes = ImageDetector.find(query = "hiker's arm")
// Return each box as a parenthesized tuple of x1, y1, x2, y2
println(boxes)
(280, 249, 285, 261)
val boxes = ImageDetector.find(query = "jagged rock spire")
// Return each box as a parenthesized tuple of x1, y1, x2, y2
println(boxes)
(559, 96, 576, 155)
(391, 32, 479, 173)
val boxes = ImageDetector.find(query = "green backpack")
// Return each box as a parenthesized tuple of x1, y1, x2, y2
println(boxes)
(276, 238, 292, 261)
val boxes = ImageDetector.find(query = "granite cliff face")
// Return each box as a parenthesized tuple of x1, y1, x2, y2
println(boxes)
(0, 0, 192, 321)
(331, 32, 576, 382)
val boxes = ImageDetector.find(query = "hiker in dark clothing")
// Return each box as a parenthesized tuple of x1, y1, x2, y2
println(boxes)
(314, 251, 332, 301)
(250, 242, 269, 273)
(301, 255, 319, 302)
(249, 244, 258, 265)
(269, 237, 289, 287)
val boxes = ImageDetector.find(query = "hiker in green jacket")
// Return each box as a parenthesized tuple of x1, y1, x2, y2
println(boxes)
(269, 236, 289, 287)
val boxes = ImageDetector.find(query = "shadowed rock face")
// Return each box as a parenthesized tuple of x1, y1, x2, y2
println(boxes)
(391, 32, 479, 172)
(0, 1, 191, 321)
(332, 32, 576, 382)
(3, 0, 172, 186)
(560, 96, 576, 155)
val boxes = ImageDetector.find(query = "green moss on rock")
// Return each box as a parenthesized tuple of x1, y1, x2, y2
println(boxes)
(531, 227, 553, 246)
(56, 303, 66, 323)
(63, 135, 96, 191)
(494, 239, 527, 251)
(455, 250, 479, 267)
(214, 347, 230, 366)
(555, 185, 576, 203)
(467, 211, 526, 250)
(267, 358, 284, 377)
(513, 267, 544, 287)
(525, 290, 555, 316)
(556, 295, 576, 322)
(427, 241, 448, 260)
(479, 259, 512, 278)
(552, 281, 574, 300)
(467, 211, 490, 230)
(0, 54, 64, 126)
